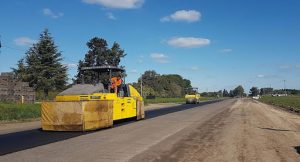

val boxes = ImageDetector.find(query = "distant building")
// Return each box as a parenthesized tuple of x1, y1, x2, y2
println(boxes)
(0, 72, 35, 103)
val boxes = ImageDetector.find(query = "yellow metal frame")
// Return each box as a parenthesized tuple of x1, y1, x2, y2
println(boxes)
(185, 94, 201, 104)
(54, 85, 142, 121)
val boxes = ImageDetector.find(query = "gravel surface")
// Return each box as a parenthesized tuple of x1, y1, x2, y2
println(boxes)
(131, 99, 300, 162)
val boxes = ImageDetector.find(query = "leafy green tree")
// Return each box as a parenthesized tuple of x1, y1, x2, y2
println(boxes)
(201, 91, 221, 97)
(249, 87, 259, 96)
(12, 58, 26, 80)
(233, 85, 244, 97)
(13, 29, 68, 97)
(133, 70, 192, 98)
(229, 90, 234, 97)
(290, 89, 300, 95)
(24, 45, 41, 90)
(108, 42, 125, 66)
(183, 79, 191, 89)
(222, 89, 229, 97)
(140, 70, 160, 88)
(76, 37, 126, 84)
(201, 92, 208, 97)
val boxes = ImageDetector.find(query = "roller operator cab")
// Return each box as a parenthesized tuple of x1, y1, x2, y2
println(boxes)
(185, 87, 200, 104)
(41, 66, 145, 131)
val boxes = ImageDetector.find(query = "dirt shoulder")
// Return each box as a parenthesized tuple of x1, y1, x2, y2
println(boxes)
(131, 98, 300, 162)
(0, 103, 181, 135)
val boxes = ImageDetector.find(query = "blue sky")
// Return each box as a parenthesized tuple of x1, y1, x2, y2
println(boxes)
(1, 0, 300, 92)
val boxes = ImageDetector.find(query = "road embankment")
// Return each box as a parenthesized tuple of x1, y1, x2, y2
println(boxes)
(259, 95, 300, 114)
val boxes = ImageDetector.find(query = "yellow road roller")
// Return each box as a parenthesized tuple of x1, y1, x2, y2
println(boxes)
(185, 87, 200, 104)
(41, 66, 144, 131)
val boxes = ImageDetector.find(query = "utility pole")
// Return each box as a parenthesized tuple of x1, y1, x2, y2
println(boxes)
(283, 80, 287, 95)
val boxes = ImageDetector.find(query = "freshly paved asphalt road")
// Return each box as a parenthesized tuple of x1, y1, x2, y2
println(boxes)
(0, 100, 221, 156)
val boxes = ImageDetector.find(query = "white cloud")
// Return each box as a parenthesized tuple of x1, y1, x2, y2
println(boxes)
(150, 53, 169, 63)
(161, 10, 201, 23)
(106, 12, 116, 20)
(167, 37, 210, 48)
(137, 59, 143, 64)
(43, 8, 64, 19)
(82, 0, 144, 9)
(279, 65, 290, 69)
(190, 66, 200, 71)
(182, 66, 202, 72)
(14, 37, 37, 46)
(256, 74, 279, 79)
(221, 48, 232, 53)
(257, 74, 265, 78)
(137, 55, 144, 63)
(64, 63, 77, 69)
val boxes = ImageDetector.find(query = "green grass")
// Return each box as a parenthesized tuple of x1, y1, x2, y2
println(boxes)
(144, 97, 216, 105)
(0, 102, 41, 121)
(259, 95, 300, 111)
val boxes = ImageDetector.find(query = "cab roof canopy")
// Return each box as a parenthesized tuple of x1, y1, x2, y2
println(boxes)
(81, 65, 125, 73)
(186, 87, 199, 94)
(80, 65, 126, 84)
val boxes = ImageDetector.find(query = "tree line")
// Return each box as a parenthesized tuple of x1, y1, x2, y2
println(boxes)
(201, 85, 246, 98)
(131, 70, 192, 98)
(249, 87, 300, 96)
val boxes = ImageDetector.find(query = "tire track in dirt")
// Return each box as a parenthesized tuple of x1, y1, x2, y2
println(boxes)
(237, 101, 247, 162)
(233, 99, 300, 162)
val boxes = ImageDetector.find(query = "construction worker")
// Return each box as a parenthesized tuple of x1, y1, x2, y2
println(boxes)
(110, 76, 122, 93)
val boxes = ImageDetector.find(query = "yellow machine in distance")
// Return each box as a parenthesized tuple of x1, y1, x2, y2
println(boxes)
(41, 66, 145, 131)
(185, 87, 200, 104)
